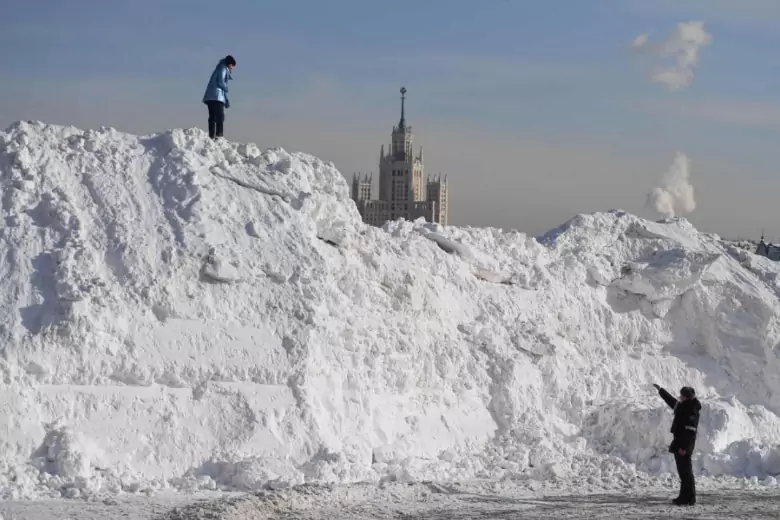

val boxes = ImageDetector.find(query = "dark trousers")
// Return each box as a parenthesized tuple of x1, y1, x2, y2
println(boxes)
(674, 452, 696, 503)
(206, 101, 225, 139)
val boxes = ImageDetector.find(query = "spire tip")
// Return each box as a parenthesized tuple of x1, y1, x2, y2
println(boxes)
(399, 87, 407, 129)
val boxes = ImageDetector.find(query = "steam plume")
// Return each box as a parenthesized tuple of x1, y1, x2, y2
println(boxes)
(647, 152, 696, 219)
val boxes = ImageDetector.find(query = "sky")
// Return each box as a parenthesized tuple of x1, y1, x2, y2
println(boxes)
(1, 0, 779, 240)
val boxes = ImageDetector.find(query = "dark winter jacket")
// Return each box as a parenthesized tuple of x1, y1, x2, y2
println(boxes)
(657, 387, 701, 454)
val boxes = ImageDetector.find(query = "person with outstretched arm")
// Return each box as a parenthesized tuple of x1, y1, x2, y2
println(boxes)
(652, 383, 701, 506)
(202, 55, 236, 140)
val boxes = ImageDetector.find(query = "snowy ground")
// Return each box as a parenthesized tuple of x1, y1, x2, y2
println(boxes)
(2, 483, 780, 519)
(0, 492, 221, 520)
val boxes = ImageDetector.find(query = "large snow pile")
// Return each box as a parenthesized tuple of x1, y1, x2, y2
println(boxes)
(1, 121, 779, 500)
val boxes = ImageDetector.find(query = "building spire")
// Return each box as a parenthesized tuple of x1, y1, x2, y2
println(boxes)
(399, 86, 407, 129)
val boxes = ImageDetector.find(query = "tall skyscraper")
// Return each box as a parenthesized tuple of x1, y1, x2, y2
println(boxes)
(351, 87, 449, 227)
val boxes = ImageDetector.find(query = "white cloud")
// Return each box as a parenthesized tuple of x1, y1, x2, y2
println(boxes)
(630, 21, 713, 91)
(630, 34, 649, 48)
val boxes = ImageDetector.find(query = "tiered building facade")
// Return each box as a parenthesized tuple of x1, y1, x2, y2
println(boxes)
(351, 87, 449, 227)
(756, 235, 780, 261)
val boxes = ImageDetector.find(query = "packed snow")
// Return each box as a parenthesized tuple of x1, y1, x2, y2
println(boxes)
(0, 121, 779, 503)
(5, 485, 780, 519)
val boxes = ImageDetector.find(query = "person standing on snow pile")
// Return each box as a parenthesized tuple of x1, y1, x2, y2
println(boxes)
(653, 383, 701, 507)
(202, 55, 236, 140)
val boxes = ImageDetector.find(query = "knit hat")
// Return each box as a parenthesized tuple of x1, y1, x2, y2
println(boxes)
(680, 386, 696, 399)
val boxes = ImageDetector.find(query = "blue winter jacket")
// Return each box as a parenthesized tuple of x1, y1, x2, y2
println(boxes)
(202, 60, 232, 107)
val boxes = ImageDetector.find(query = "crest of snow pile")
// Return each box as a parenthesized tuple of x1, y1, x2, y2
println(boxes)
(1, 122, 780, 500)
(382, 219, 516, 284)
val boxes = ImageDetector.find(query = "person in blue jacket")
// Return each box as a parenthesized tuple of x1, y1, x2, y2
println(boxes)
(202, 55, 236, 139)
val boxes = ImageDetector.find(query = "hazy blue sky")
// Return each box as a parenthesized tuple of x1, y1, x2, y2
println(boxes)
(2, 0, 779, 239)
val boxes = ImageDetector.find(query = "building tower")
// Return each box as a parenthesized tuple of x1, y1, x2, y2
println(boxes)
(351, 172, 372, 201)
(350, 87, 450, 227)
(756, 231, 780, 261)
(426, 173, 449, 226)
(379, 87, 424, 204)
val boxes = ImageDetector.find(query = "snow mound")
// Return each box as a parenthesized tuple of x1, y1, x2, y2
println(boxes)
(1, 121, 779, 499)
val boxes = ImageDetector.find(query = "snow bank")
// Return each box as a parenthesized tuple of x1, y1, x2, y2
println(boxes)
(1, 121, 779, 499)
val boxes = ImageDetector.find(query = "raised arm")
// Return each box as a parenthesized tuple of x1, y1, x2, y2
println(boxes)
(653, 384, 678, 409)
